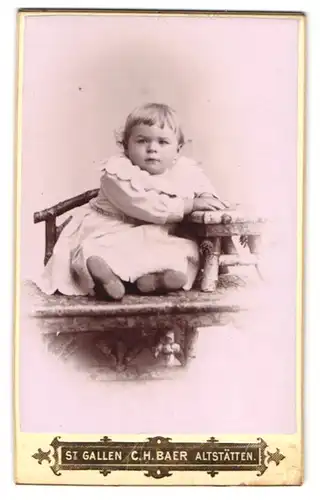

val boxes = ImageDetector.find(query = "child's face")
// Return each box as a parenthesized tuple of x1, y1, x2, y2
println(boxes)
(126, 124, 180, 175)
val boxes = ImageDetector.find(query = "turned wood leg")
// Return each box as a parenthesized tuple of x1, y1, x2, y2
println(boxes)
(247, 235, 263, 279)
(247, 234, 261, 254)
(44, 215, 57, 265)
(200, 237, 221, 292)
(220, 236, 238, 274)
(184, 326, 199, 363)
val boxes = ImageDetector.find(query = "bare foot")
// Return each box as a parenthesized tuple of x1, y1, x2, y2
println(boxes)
(87, 256, 125, 300)
(163, 270, 187, 290)
(136, 270, 187, 294)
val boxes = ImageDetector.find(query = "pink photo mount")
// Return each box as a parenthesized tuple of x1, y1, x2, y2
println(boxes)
(14, 9, 305, 486)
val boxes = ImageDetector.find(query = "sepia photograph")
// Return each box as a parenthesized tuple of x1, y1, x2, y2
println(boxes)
(15, 9, 305, 485)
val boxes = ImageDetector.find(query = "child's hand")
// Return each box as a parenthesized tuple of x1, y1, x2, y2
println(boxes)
(192, 196, 227, 212)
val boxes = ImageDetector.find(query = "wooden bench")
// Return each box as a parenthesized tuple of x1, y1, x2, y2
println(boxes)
(29, 190, 265, 372)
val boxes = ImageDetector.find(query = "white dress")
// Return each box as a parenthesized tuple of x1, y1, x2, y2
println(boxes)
(36, 155, 220, 296)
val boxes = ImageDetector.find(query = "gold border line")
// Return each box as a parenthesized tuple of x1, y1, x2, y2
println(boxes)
(17, 9, 305, 20)
(296, 14, 307, 480)
(13, 10, 25, 479)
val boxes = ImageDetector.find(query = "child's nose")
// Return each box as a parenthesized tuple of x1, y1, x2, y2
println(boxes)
(147, 141, 157, 152)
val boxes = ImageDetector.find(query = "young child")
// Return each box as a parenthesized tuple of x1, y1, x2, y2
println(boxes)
(37, 103, 227, 300)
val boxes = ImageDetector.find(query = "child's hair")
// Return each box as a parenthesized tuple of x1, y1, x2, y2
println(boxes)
(119, 103, 185, 150)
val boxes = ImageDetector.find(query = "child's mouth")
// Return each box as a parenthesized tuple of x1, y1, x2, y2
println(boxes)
(145, 158, 160, 163)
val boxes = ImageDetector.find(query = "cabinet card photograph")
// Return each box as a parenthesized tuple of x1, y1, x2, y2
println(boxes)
(14, 9, 305, 486)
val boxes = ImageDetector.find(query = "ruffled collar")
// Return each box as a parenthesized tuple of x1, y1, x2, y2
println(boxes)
(100, 155, 198, 197)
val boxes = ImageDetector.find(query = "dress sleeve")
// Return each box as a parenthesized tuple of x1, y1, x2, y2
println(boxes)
(100, 170, 192, 224)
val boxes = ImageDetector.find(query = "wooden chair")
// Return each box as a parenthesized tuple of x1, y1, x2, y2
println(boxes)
(27, 190, 265, 372)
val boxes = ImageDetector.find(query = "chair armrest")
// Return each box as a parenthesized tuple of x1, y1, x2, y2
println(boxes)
(34, 189, 99, 223)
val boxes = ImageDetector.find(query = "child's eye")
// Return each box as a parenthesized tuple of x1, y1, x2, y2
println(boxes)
(136, 139, 146, 144)
(159, 139, 169, 145)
